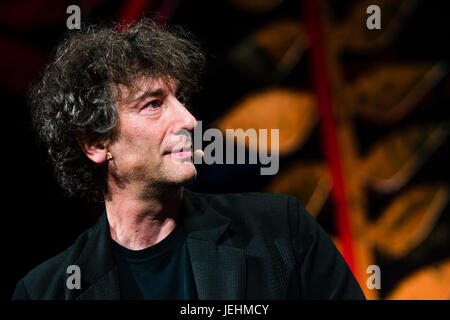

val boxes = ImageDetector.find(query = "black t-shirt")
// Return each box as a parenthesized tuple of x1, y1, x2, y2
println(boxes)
(112, 224, 198, 300)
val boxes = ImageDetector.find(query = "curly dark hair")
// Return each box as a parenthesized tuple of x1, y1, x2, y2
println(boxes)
(29, 18, 206, 199)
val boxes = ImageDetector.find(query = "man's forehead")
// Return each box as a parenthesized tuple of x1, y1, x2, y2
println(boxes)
(115, 76, 179, 104)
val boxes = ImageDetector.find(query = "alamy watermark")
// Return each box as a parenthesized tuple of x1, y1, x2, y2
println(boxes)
(366, 5, 381, 30)
(66, 5, 81, 30)
(66, 264, 81, 289)
(66, 263, 381, 291)
(173, 121, 280, 176)
(366, 264, 381, 290)
(67, 4, 380, 32)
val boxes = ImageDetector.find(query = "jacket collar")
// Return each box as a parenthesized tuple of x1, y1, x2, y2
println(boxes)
(181, 189, 247, 299)
(74, 188, 246, 300)
(180, 188, 232, 241)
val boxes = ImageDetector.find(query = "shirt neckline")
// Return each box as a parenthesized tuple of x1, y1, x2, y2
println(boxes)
(111, 224, 185, 262)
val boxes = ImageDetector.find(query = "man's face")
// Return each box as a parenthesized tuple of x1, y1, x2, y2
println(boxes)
(107, 77, 197, 194)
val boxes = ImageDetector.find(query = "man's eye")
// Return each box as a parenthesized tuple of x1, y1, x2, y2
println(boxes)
(144, 100, 162, 109)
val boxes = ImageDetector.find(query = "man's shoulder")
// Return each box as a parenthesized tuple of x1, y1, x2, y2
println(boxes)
(190, 189, 293, 204)
(189, 189, 295, 214)
(14, 223, 96, 299)
(186, 189, 302, 231)
(26, 227, 91, 275)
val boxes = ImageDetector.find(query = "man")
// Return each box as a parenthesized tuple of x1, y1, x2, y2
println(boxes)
(12, 19, 365, 300)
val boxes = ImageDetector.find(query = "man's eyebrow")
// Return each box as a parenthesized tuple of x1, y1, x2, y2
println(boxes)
(135, 88, 166, 101)
(124, 88, 167, 109)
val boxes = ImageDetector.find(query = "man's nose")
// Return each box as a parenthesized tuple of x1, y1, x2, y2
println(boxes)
(172, 97, 197, 132)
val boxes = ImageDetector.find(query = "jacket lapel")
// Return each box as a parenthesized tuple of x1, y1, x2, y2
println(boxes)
(186, 238, 246, 299)
(181, 189, 247, 300)
(73, 213, 121, 300)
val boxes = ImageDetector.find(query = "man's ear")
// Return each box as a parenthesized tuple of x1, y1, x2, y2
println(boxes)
(77, 135, 108, 164)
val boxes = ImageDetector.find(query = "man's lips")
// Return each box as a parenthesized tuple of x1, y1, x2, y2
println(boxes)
(164, 146, 192, 158)
(168, 150, 192, 158)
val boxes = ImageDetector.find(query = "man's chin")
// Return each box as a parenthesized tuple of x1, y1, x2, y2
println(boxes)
(168, 161, 197, 185)
(183, 170, 197, 186)
(182, 163, 197, 185)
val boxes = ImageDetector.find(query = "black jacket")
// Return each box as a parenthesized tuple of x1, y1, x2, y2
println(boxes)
(12, 189, 365, 300)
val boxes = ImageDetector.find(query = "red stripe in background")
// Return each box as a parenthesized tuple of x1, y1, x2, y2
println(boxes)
(116, 0, 180, 30)
(302, 0, 356, 276)
(117, 0, 154, 28)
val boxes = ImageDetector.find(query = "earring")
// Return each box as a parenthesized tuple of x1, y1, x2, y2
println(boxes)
(106, 152, 113, 161)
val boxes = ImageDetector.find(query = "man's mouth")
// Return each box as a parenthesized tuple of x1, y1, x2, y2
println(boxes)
(165, 146, 192, 159)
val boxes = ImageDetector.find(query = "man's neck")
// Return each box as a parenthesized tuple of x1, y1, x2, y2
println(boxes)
(105, 185, 184, 250)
